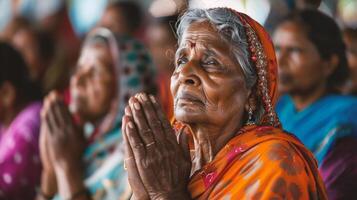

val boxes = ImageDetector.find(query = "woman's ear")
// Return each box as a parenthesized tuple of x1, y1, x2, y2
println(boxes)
(0, 81, 16, 109)
(244, 91, 257, 113)
(323, 54, 339, 78)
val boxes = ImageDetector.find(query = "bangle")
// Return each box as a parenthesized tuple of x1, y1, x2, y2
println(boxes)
(66, 189, 90, 200)
(37, 189, 54, 200)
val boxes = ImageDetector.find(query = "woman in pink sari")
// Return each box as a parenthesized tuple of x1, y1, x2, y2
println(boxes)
(0, 42, 42, 200)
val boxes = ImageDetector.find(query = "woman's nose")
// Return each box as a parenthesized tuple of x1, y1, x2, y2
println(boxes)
(178, 61, 201, 87)
(276, 49, 289, 69)
(71, 71, 86, 89)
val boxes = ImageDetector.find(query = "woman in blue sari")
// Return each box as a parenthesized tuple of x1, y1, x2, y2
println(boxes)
(274, 10, 357, 199)
(36, 28, 156, 200)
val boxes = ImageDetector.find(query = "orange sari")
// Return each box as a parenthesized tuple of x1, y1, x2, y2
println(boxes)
(183, 125, 327, 199)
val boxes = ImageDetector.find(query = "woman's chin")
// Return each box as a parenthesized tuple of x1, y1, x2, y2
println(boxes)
(174, 107, 206, 123)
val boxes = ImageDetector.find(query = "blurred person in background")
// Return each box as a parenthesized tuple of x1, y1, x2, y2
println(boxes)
(342, 28, 357, 95)
(0, 42, 42, 200)
(98, 1, 143, 38)
(8, 17, 55, 95)
(37, 28, 156, 200)
(295, 0, 322, 9)
(146, 15, 177, 119)
(274, 9, 357, 199)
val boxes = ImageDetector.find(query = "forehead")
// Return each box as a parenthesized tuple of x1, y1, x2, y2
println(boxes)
(179, 21, 229, 50)
(274, 22, 309, 43)
(78, 43, 112, 67)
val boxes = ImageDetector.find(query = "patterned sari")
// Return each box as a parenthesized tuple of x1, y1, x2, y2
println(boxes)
(174, 8, 327, 200)
(179, 124, 326, 199)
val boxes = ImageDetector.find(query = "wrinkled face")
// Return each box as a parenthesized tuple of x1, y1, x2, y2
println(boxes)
(70, 43, 116, 122)
(171, 21, 250, 126)
(274, 22, 326, 95)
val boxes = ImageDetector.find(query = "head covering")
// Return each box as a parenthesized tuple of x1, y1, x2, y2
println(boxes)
(70, 28, 156, 199)
(82, 28, 157, 141)
(231, 9, 280, 127)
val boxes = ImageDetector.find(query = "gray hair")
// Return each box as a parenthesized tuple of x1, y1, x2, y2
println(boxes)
(176, 8, 265, 124)
(176, 8, 257, 89)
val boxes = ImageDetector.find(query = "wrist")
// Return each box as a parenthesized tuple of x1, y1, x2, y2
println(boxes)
(152, 190, 191, 200)
(55, 165, 86, 199)
(40, 170, 57, 197)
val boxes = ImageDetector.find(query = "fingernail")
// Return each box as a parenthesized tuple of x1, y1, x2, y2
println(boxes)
(149, 95, 156, 103)
(125, 107, 132, 116)
(134, 102, 140, 110)
(141, 94, 148, 101)
(128, 122, 134, 129)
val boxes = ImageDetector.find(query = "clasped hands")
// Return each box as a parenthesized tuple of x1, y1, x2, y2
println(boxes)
(122, 93, 191, 200)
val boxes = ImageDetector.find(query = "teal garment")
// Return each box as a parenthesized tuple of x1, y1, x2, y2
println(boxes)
(53, 28, 156, 200)
(276, 94, 357, 164)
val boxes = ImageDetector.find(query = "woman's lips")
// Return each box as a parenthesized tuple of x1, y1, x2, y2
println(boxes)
(176, 92, 204, 105)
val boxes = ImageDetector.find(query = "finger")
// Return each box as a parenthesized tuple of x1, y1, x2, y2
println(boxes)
(137, 93, 166, 142)
(122, 116, 135, 160)
(129, 97, 155, 146)
(178, 129, 191, 161)
(44, 110, 54, 134)
(125, 106, 132, 117)
(56, 98, 72, 126)
(52, 100, 66, 128)
(136, 93, 175, 185)
(122, 116, 149, 198)
(47, 95, 62, 129)
(149, 95, 177, 143)
(125, 119, 159, 188)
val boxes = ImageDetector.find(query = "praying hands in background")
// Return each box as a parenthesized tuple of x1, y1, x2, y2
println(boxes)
(122, 93, 191, 200)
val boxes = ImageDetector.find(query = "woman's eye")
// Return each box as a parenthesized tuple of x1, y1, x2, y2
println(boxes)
(203, 58, 218, 66)
(206, 60, 217, 65)
(290, 47, 303, 53)
(176, 57, 188, 66)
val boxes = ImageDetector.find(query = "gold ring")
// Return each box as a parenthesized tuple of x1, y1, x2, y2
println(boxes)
(124, 157, 133, 170)
(146, 141, 155, 147)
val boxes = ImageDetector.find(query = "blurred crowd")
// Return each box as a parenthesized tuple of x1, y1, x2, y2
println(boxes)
(0, 0, 356, 200)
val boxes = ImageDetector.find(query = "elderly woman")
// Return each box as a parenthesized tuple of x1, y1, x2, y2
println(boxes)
(122, 8, 327, 199)
(37, 28, 156, 200)
(274, 10, 357, 199)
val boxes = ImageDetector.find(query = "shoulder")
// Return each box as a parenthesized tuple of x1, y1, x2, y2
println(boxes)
(324, 95, 357, 111)
(220, 139, 324, 199)
(323, 95, 357, 126)
(243, 139, 310, 177)
(10, 102, 42, 141)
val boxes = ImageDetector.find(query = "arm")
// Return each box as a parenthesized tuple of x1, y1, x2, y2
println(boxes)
(319, 137, 357, 200)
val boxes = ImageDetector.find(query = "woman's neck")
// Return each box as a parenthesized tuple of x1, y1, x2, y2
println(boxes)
(188, 115, 243, 169)
(291, 83, 328, 111)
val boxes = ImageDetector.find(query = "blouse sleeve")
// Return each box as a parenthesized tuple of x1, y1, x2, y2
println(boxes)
(0, 107, 42, 200)
(319, 137, 357, 200)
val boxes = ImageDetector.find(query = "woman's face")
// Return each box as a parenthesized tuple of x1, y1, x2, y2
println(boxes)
(273, 22, 327, 95)
(70, 43, 116, 122)
(171, 21, 250, 127)
(344, 33, 357, 74)
(12, 29, 43, 81)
